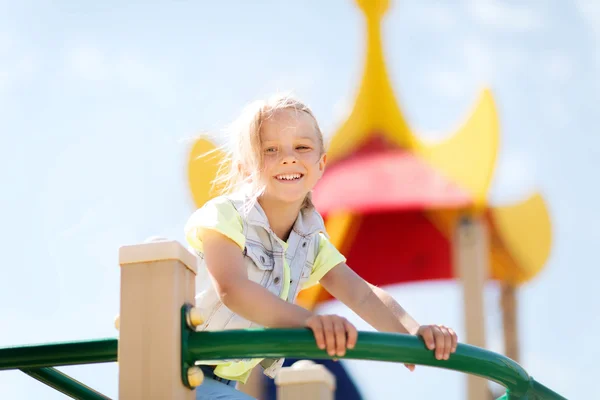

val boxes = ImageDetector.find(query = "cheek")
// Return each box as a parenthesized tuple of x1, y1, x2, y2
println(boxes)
(262, 157, 276, 169)
(260, 158, 277, 180)
(299, 151, 321, 165)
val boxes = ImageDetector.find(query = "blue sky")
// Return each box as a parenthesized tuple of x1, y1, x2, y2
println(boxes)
(0, 0, 598, 398)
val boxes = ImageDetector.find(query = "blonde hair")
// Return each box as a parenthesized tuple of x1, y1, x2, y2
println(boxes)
(212, 93, 325, 214)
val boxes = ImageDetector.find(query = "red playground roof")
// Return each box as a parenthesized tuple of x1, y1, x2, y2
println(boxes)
(314, 149, 472, 215)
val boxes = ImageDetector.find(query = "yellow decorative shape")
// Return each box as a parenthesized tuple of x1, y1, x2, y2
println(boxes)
(328, 0, 418, 163)
(188, 138, 223, 208)
(328, 0, 498, 215)
(415, 90, 500, 211)
(489, 192, 553, 285)
(489, 230, 520, 283)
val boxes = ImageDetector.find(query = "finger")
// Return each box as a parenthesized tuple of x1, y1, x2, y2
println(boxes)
(448, 327, 458, 352)
(440, 326, 452, 360)
(344, 320, 358, 350)
(309, 319, 326, 351)
(322, 317, 336, 357)
(404, 363, 415, 372)
(333, 318, 347, 357)
(433, 326, 446, 360)
(420, 327, 435, 350)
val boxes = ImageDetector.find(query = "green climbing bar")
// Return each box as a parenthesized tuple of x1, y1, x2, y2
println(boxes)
(185, 329, 566, 400)
(0, 328, 566, 399)
(21, 367, 111, 400)
(0, 338, 118, 370)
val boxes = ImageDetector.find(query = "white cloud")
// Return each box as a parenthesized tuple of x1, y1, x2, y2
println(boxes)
(576, 0, 600, 35)
(65, 46, 176, 104)
(423, 38, 496, 101)
(545, 95, 570, 127)
(468, 0, 544, 32)
(68, 47, 108, 81)
(114, 55, 175, 101)
(0, 34, 37, 93)
(258, 67, 324, 103)
(575, 0, 600, 78)
(423, 34, 531, 104)
(462, 37, 496, 81)
(489, 150, 538, 206)
(544, 52, 574, 83)
(424, 67, 469, 100)
(410, 4, 457, 30)
(0, 32, 13, 53)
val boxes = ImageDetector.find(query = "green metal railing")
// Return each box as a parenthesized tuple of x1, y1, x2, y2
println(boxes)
(0, 311, 567, 400)
(20, 367, 111, 400)
(0, 338, 117, 399)
(185, 329, 566, 399)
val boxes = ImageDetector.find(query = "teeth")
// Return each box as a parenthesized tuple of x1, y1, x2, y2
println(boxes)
(277, 173, 302, 180)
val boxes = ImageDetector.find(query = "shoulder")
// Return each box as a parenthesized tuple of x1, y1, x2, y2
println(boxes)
(205, 194, 239, 210)
(316, 231, 336, 253)
(185, 194, 246, 251)
(298, 206, 327, 238)
(187, 195, 241, 225)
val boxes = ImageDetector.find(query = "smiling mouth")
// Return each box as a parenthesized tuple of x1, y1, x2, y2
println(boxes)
(274, 173, 304, 181)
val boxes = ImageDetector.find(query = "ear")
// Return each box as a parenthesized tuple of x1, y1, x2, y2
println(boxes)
(237, 162, 251, 179)
(318, 153, 327, 172)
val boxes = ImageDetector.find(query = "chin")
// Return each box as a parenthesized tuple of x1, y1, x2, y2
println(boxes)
(271, 191, 309, 205)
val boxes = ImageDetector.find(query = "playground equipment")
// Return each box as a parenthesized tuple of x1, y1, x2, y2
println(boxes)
(0, 240, 566, 399)
(187, 0, 553, 398)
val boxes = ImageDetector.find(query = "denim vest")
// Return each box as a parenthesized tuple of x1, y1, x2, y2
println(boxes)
(192, 193, 326, 378)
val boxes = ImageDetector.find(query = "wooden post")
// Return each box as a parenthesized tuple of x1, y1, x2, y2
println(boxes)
(501, 283, 520, 363)
(118, 238, 198, 400)
(275, 360, 336, 400)
(453, 217, 489, 400)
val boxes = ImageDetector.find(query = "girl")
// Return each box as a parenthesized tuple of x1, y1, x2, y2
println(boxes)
(185, 94, 458, 399)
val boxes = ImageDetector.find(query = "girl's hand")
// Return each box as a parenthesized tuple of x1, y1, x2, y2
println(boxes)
(405, 325, 458, 371)
(306, 315, 358, 358)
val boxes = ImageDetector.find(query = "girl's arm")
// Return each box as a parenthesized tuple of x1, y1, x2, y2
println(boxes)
(319, 262, 420, 334)
(320, 262, 458, 362)
(201, 229, 358, 357)
(202, 229, 312, 327)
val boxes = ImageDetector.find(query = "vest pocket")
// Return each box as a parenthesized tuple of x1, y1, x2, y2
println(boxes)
(245, 245, 274, 269)
(244, 245, 275, 286)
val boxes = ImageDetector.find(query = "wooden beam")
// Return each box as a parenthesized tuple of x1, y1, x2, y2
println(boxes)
(501, 283, 520, 363)
(453, 216, 490, 400)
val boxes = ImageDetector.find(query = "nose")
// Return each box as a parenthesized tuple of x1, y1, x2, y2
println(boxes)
(280, 148, 297, 164)
(281, 157, 297, 165)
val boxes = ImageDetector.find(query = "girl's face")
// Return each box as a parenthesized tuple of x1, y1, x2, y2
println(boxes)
(258, 109, 326, 206)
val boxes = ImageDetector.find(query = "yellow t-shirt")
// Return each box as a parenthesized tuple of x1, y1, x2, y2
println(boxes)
(184, 197, 346, 383)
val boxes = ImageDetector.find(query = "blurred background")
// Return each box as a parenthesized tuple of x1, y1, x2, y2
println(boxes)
(0, 0, 598, 398)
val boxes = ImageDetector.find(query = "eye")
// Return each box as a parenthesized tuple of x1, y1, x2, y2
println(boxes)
(264, 147, 278, 153)
(296, 145, 311, 151)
